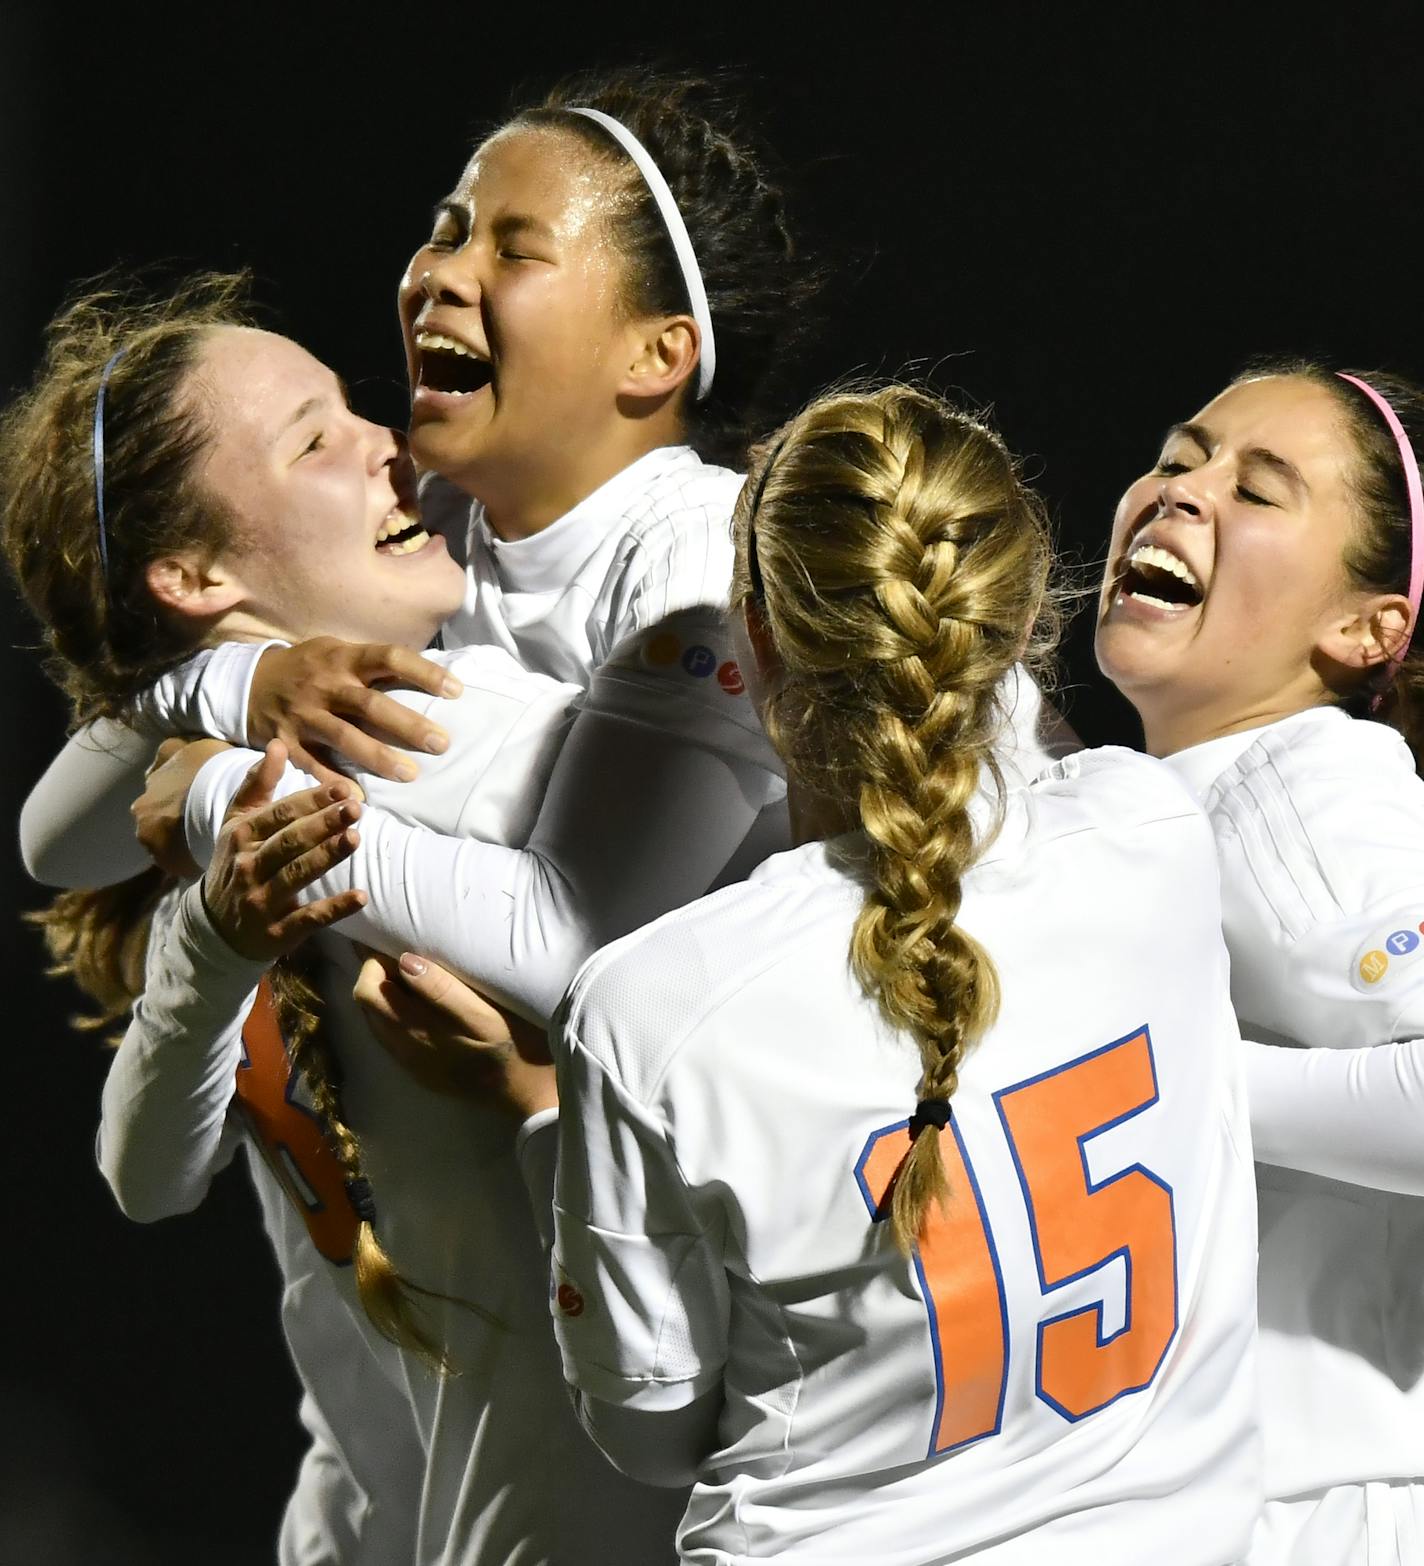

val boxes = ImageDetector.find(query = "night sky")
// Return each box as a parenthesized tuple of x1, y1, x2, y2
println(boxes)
(3, 6, 1421, 1558)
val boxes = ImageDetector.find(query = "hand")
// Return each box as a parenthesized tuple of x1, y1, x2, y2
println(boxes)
(133, 736, 235, 877)
(202, 742, 368, 961)
(246, 637, 464, 786)
(352, 951, 558, 1120)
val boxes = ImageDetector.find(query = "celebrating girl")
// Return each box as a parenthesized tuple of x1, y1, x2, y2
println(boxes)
(1098, 362, 1424, 1564)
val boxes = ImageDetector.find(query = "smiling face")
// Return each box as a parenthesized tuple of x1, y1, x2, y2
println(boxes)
(398, 124, 663, 536)
(187, 327, 465, 649)
(1096, 373, 1393, 754)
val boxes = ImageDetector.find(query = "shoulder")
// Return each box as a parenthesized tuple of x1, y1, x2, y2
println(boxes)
(561, 847, 858, 1103)
(1019, 744, 1208, 848)
(615, 452, 744, 569)
(1205, 708, 1424, 923)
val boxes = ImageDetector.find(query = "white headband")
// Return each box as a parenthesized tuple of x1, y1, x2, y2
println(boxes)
(569, 106, 716, 401)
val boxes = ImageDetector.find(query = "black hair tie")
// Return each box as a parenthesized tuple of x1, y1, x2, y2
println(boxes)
(345, 1176, 378, 1226)
(908, 1099, 952, 1139)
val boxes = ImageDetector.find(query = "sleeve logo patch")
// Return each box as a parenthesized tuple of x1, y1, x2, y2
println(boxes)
(552, 1261, 595, 1319)
(1352, 920, 1424, 991)
(716, 660, 745, 695)
(680, 644, 717, 678)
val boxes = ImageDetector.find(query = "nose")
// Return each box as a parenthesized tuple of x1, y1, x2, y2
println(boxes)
(366, 421, 404, 475)
(1157, 471, 1209, 521)
(413, 247, 479, 309)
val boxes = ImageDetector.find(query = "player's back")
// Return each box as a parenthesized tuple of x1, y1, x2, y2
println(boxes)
(554, 746, 1260, 1565)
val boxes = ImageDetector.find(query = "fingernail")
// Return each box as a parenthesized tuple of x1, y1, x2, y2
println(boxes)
(399, 953, 427, 977)
(424, 732, 448, 755)
(395, 760, 418, 782)
(442, 677, 463, 698)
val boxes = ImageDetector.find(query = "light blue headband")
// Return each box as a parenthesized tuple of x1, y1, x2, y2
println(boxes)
(92, 347, 127, 587)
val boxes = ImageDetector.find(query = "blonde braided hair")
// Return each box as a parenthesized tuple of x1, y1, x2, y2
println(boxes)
(733, 385, 1055, 1252)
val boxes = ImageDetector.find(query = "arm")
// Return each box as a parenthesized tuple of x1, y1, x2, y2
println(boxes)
(184, 638, 780, 1019)
(101, 755, 364, 1220)
(547, 1021, 728, 1482)
(20, 639, 461, 890)
(1244, 1035, 1424, 1196)
(21, 719, 159, 888)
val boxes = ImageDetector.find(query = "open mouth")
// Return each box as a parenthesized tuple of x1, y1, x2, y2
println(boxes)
(1117, 543, 1204, 612)
(415, 330, 492, 396)
(376, 506, 430, 556)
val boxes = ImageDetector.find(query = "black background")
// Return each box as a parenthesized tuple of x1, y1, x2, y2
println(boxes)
(3, 5, 1422, 1559)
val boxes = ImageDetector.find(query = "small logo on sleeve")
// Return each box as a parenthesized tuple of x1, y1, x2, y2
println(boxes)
(552, 1260, 595, 1319)
(716, 660, 745, 695)
(1351, 919, 1424, 991)
(680, 644, 717, 678)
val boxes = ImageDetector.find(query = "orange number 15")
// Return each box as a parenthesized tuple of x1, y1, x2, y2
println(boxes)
(855, 1026, 1178, 1457)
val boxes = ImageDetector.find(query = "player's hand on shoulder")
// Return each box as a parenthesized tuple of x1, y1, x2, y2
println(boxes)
(202, 742, 368, 961)
(247, 637, 463, 786)
(353, 952, 557, 1119)
(133, 735, 236, 877)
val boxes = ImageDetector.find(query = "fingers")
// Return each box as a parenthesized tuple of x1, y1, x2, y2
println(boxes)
(245, 795, 362, 883)
(300, 708, 422, 784)
(360, 643, 463, 702)
(343, 685, 451, 758)
(388, 953, 514, 1043)
(147, 736, 188, 778)
(267, 888, 368, 944)
(229, 740, 289, 814)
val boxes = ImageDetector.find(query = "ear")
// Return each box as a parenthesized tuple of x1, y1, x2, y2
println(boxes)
(618, 314, 700, 406)
(145, 552, 246, 623)
(741, 594, 784, 690)
(1318, 590, 1414, 673)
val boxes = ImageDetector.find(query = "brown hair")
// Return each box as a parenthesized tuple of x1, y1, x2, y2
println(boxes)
(1, 273, 451, 1365)
(1234, 360, 1424, 770)
(733, 385, 1056, 1252)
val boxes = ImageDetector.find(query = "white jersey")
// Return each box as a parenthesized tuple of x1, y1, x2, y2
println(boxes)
(549, 748, 1260, 1564)
(99, 654, 687, 1565)
(1167, 705, 1424, 1502)
(104, 887, 426, 1566)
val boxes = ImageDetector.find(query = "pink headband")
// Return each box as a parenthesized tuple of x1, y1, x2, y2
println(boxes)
(1338, 372, 1424, 671)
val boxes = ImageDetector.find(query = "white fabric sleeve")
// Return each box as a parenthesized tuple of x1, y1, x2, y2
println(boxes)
(99, 883, 264, 1222)
(184, 701, 776, 1022)
(18, 643, 276, 890)
(1245, 1036, 1424, 1196)
(19, 718, 157, 888)
(568, 1385, 723, 1488)
(515, 1108, 560, 1251)
(549, 1029, 729, 1413)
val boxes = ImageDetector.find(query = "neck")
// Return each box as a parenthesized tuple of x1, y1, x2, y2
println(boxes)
(212, 610, 431, 653)
(481, 411, 688, 542)
(786, 776, 859, 847)
(1140, 687, 1332, 757)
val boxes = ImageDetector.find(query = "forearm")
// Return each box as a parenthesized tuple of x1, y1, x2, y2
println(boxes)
(99, 884, 262, 1221)
(21, 719, 156, 887)
(1245, 1035, 1424, 1196)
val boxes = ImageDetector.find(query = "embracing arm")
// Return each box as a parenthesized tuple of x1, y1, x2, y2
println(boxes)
(1244, 1027, 1424, 1198)
(100, 883, 264, 1221)
(185, 683, 779, 1022)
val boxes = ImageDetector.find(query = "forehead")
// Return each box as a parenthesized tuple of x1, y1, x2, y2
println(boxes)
(452, 124, 624, 232)
(1190, 375, 1350, 477)
(188, 326, 334, 435)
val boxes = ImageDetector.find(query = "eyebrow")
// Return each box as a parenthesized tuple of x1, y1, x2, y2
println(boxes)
(491, 211, 556, 245)
(1162, 421, 1310, 498)
(278, 377, 348, 439)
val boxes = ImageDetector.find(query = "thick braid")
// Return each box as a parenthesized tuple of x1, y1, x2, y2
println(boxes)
(735, 386, 1055, 1253)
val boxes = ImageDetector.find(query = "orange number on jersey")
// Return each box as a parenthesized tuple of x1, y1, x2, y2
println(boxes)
(856, 1025, 1177, 1457)
(235, 978, 357, 1265)
(994, 1026, 1177, 1420)
(856, 1119, 1009, 1453)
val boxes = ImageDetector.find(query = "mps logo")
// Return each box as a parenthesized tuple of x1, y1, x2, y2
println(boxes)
(1351, 917, 1424, 993)
(553, 1261, 595, 1320)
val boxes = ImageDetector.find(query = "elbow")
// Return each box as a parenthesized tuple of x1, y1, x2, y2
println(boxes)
(571, 1391, 710, 1488)
(18, 802, 66, 888)
(98, 1141, 204, 1225)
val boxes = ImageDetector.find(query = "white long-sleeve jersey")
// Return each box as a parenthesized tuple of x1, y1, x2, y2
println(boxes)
(99, 651, 689, 1564)
(546, 748, 1261, 1565)
(1164, 705, 1424, 1502)
(104, 886, 427, 1566)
